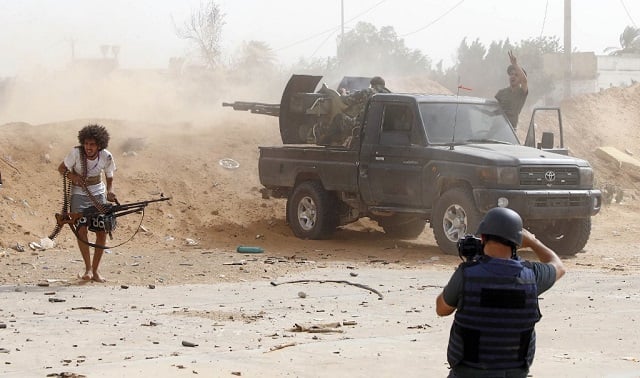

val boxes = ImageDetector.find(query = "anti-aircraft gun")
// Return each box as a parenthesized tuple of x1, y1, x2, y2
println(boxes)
(221, 101, 280, 117)
(223, 75, 373, 146)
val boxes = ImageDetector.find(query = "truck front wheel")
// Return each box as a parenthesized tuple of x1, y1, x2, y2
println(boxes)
(529, 218, 591, 256)
(287, 181, 338, 240)
(432, 187, 482, 255)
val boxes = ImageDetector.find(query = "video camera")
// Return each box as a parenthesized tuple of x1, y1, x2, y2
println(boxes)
(457, 234, 484, 262)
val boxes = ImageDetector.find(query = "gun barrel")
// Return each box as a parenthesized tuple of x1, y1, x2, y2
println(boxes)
(114, 197, 171, 211)
(221, 101, 280, 117)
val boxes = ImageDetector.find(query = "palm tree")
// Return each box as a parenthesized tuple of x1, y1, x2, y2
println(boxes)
(605, 26, 640, 55)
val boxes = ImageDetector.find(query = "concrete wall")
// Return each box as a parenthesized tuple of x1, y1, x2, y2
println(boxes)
(542, 52, 640, 99)
(596, 54, 640, 90)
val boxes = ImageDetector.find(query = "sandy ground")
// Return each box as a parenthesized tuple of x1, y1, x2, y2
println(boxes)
(1, 82, 640, 376)
(0, 266, 639, 378)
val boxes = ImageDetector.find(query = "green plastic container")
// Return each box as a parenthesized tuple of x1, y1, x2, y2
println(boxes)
(236, 246, 264, 254)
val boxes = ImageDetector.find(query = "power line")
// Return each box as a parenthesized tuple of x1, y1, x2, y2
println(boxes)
(620, 0, 637, 28)
(310, 29, 340, 59)
(399, 0, 465, 37)
(274, 0, 389, 52)
(539, 0, 549, 38)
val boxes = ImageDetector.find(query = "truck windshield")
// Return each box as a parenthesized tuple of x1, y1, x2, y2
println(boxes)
(419, 102, 519, 145)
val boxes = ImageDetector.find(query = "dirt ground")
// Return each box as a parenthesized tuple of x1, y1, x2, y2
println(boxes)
(1, 81, 640, 376)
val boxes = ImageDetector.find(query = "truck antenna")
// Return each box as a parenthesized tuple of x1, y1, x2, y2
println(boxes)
(450, 78, 472, 149)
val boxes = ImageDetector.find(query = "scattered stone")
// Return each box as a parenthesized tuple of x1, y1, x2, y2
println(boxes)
(298, 291, 307, 298)
(48, 298, 66, 303)
(28, 241, 43, 251)
(185, 238, 199, 246)
(181, 340, 198, 347)
(121, 285, 129, 289)
(40, 237, 56, 249)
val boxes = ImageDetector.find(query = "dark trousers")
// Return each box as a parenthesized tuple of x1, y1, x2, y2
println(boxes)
(448, 364, 529, 378)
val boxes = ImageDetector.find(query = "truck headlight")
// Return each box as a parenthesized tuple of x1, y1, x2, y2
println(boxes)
(478, 167, 518, 186)
(579, 167, 594, 186)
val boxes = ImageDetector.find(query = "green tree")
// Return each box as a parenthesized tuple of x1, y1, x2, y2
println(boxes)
(226, 40, 284, 92)
(335, 22, 432, 77)
(433, 36, 561, 104)
(605, 26, 640, 55)
(175, 1, 226, 69)
(233, 41, 276, 73)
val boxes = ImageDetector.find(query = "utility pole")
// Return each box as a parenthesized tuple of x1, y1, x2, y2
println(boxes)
(564, 0, 572, 98)
(340, 0, 345, 56)
(67, 37, 76, 62)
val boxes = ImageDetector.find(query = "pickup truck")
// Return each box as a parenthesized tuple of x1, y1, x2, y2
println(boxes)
(241, 75, 601, 255)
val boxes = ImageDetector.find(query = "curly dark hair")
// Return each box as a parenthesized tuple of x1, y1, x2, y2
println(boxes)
(78, 124, 110, 150)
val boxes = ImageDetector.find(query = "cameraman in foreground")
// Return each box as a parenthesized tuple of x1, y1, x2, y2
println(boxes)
(435, 207, 566, 378)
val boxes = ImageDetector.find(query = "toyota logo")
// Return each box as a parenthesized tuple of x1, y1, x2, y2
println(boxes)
(544, 171, 556, 182)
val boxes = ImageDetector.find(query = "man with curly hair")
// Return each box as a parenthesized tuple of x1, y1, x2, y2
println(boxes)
(57, 124, 117, 282)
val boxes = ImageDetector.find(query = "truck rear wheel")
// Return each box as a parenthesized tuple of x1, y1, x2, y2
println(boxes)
(529, 218, 591, 256)
(287, 181, 338, 240)
(432, 187, 482, 255)
(378, 215, 425, 239)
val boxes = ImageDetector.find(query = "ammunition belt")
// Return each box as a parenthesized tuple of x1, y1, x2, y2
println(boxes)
(75, 175, 102, 186)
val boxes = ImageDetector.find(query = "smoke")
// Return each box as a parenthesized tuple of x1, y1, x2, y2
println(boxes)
(0, 64, 286, 126)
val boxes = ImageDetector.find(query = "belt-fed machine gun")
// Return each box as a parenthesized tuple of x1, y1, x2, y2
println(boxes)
(51, 195, 171, 248)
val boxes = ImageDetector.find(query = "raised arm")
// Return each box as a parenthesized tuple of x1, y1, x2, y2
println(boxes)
(521, 228, 565, 281)
(509, 50, 528, 93)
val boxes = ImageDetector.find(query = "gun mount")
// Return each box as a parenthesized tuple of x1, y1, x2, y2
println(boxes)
(223, 75, 375, 146)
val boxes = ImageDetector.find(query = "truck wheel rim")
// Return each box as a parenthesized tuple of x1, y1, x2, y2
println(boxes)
(297, 196, 317, 231)
(442, 204, 467, 242)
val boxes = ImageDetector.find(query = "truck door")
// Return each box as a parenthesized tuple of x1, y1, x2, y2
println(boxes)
(359, 101, 426, 207)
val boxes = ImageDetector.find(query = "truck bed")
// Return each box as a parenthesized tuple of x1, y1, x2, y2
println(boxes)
(259, 145, 359, 193)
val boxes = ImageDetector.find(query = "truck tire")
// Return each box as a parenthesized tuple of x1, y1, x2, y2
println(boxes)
(432, 187, 483, 255)
(287, 181, 338, 240)
(378, 215, 426, 239)
(530, 218, 591, 256)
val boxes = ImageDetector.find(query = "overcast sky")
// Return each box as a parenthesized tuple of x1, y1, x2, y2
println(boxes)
(0, 0, 638, 77)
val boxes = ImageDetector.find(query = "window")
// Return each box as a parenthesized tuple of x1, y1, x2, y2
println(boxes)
(380, 104, 414, 146)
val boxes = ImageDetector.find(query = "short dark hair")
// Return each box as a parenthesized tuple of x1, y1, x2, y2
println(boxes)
(370, 76, 385, 86)
(78, 124, 110, 150)
(507, 65, 527, 77)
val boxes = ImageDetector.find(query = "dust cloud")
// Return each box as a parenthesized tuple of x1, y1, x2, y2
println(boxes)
(0, 65, 288, 126)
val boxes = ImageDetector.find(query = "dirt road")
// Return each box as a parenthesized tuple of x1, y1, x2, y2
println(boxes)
(1, 82, 639, 377)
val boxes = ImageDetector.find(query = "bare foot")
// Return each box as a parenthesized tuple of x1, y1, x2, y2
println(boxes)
(78, 271, 92, 281)
(92, 273, 106, 283)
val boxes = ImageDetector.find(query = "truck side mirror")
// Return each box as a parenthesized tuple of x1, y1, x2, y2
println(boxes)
(537, 132, 554, 149)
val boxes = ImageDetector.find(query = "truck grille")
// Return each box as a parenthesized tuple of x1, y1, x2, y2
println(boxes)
(531, 195, 590, 208)
(520, 167, 579, 186)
